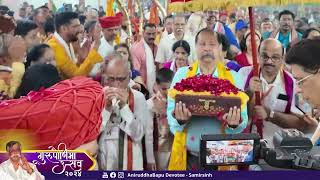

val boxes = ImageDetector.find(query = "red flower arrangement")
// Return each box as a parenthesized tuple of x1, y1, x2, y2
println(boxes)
(173, 75, 240, 96)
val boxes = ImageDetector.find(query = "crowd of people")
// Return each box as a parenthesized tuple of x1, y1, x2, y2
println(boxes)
(206, 140, 254, 164)
(0, 1, 320, 172)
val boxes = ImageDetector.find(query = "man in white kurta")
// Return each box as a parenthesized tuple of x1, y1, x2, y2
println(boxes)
(155, 15, 196, 66)
(237, 39, 317, 148)
(90, 13, 122, 76)
(98, 53, 153, 170)
(0, 141, 44, 180)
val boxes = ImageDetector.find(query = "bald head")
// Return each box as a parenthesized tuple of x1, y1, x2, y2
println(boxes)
(104, 53, 130, 73)
(259, 38, 284, 56)
(102, 52, 131, 89)
(86, 8, 99, 22)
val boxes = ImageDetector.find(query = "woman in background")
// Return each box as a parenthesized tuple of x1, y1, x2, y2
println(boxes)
(163, 40, 190, 74)
(235, 30, 262, 67)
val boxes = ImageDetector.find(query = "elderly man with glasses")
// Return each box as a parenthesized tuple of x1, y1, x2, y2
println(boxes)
(98, 53, 153, 170)
(286, 38, 320, 145)
(238, 38, 317, 149)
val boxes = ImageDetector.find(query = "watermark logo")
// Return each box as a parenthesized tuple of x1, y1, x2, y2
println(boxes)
(110, 171, 117, 178)
(0, 143, 96, 178)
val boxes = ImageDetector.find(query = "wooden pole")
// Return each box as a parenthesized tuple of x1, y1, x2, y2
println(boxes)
(248, 7, 263, 138)
(136, 0, 144, 39)
(114, 0, 133, 46)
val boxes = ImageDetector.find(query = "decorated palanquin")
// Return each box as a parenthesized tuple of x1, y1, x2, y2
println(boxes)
(0, 77, 105, 150)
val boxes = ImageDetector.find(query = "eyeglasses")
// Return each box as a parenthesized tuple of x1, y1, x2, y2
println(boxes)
(260, 54, 282, 62)
(296, 74, 315, 86)
(103, 75, 129, 82)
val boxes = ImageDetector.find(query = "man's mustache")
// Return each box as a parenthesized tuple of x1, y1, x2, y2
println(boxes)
(263, 64, 275, 67)
(148, 38, 155, 41)
(200, 53, 215, 60)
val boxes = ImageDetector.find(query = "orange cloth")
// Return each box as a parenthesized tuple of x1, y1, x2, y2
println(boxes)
(149, 3, 160, 25)
(0, 77, 105, 150)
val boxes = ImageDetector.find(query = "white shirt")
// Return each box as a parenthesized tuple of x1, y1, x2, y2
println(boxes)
(89, 36, 115, 76)
(0, 160, 44, 180)
(98, 89, 154, 170)
(120, 29, 128, 44)
(155, 33, 196, 64)
(238, 66, 302, 147)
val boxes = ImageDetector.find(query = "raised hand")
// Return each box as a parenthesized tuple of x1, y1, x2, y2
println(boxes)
(254, 105, 269, 120)
(93, 23, 102, 50)
(151, 91, 167, 115)
(223, 106, 241, 127)
(20, 155, 33, 174)
(77, 39, 91, 63)
(115, 88, 129, 108)
(249, 76, 262, 93)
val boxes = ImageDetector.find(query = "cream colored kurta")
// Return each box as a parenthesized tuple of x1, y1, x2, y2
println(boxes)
(98, 89, 154, 170)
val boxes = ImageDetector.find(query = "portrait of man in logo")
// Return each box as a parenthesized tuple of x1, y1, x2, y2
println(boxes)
(0, 141, 44, 180)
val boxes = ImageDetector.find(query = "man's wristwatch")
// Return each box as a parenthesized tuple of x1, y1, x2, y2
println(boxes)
(227, 124, 238, 129)
(269, 110, 275, 119)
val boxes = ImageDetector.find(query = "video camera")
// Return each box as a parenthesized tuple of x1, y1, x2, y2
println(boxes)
(200, 129, 320, 170)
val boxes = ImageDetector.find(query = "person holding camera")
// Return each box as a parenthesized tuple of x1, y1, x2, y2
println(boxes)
(285, 38, 320, 145)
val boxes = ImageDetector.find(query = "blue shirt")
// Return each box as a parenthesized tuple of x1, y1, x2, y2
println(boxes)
(167, 65, 248, 154)
(263, 31, 302, 49)
(224, 25, 240, 49)
(131, 69, 141, 79)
